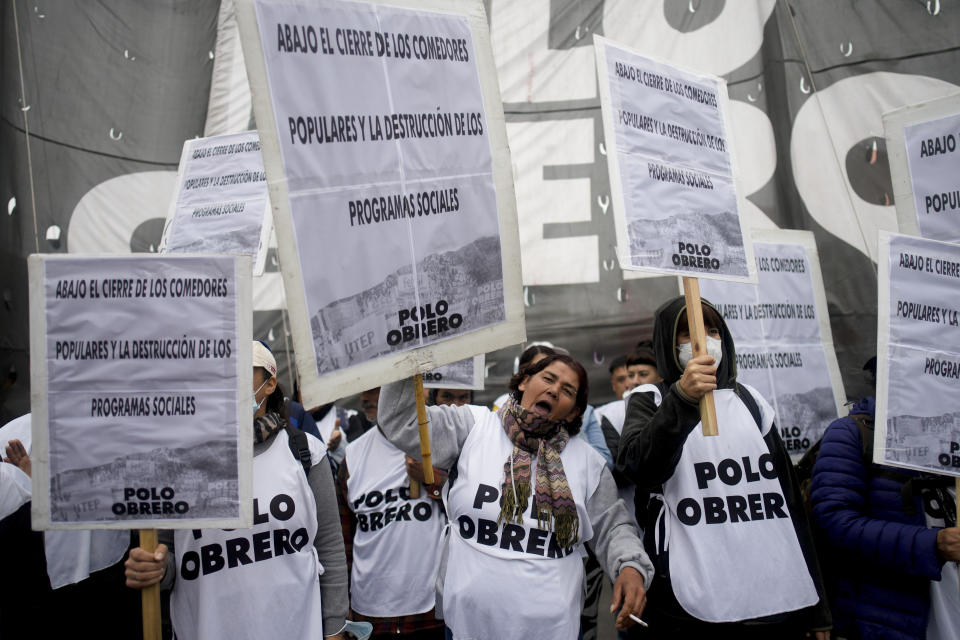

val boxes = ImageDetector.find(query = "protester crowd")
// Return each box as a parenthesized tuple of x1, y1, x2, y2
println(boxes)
(3, 295, 960, 640)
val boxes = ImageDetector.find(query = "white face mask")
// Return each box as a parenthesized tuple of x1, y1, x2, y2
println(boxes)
(677, 335, 723, 369)
(253, 378, 269, 415)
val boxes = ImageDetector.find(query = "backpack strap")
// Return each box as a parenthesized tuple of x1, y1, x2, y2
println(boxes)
(735, 383, 763, 432)
(284, 423, 313, 476)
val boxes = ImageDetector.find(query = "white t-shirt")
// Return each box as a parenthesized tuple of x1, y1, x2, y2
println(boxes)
(443, 407, 606, 640)
(171, 430, 325, 640)
(660, 385, 818, 622)
(345, 428, 445, 616)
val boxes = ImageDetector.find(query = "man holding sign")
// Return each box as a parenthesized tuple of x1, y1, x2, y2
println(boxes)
(617, 297, 830, 637)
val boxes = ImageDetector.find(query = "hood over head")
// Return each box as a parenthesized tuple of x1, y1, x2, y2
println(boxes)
(651, 295, 737, 389)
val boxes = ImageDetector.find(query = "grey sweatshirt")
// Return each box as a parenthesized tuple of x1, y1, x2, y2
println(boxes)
(378, 379, 654, 588)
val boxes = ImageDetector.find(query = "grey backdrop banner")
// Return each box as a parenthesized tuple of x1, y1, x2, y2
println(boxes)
(3, 1, 960, 422)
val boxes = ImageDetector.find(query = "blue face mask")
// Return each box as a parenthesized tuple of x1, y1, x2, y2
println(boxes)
(253, 378, 269, 415)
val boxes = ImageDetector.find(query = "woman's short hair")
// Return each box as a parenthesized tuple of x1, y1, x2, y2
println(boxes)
(507, 353, 588, 434)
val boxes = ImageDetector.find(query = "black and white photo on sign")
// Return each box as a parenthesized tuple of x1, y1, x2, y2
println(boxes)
(884, 93, 960, 243)
(876, 232, 960, 477)
(422, 355, 484, 390)
(594, 36, 755, 283)
(28, 255, 253, 530)
(237, 0, 524, 407)
(698, 231, 845, 458)
(161, 131, 273, 276)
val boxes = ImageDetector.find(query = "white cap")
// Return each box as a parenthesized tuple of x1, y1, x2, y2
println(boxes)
(252, 341, 277, 377)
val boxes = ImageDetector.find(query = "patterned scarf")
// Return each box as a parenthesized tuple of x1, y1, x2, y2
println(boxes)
(254, 411, 284, 444)
(497, 396, 579, 548)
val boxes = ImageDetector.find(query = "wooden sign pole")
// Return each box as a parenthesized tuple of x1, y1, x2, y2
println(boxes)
(139, 529, 162, 640)
(682, 277, 719, 437)
(413, 374, 435, 485)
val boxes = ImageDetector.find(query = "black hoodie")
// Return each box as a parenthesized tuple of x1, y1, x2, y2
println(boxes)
(616, 296, 831, 632)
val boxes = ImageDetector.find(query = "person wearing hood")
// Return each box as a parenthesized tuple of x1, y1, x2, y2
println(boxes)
(378, 353, 652, 640)
(617, 296, 830, 638)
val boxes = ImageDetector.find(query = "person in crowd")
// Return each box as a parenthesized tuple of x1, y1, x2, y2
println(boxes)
(1, 440, 51, 638)
(336, 389, 450, 639)
(430, 387, 473, 407)
(296, 379, 351, 466)
(625, 344, 662, 390)
(617, 297, 831, 638)
(124, 341, 349, 640)
(379, 353, 652, 640)
(608, 356, 632, 401)
(1, 414, 138, 638)
(338, 387, 380, 443)
(810, 358, 960, 639)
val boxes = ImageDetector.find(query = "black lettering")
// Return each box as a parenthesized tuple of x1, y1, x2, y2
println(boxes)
(499, 523, 525, 551)
(727, 495, 749, 523)
(693, 462, 716, 489)
(477, 518, 498, 546)
(704, 497, 727, 524)
(181, 551, 200, 580)
(200, 543, 225, 575)
(252, 531, 272, 561)
(763, 492, 788, 519)
(526, 527, 548, 556)
(677, 497, 701, 525)
(225, 537, 252, 568)
(473, 484, 499, 509)
(458, 515, 475, 539)
(747, 493, 764, 520)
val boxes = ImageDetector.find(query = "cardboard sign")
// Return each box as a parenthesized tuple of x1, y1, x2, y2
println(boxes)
(875, 231, 960, 475)
(884, 93, 960, 243)
(698, 230, 846, 459)
(237, 0, 524, 407)
(161, 131, 273, 276)
(422, 355, 484, 390)
(595, 36, 755, 283)
(28, 255, 253, 529)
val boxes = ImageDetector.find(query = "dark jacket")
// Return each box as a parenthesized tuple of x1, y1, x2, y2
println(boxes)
(810, 397, 946, 639)
(616, 296, 831, 631)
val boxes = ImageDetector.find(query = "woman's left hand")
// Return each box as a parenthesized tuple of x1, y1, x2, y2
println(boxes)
(610, 566, 647, 630)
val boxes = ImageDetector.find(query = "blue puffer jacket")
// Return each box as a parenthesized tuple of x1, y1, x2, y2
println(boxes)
(810, 397, 944, 639)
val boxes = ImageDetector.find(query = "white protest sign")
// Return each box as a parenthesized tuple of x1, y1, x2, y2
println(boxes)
(161, 131, 273, 276)
(884, 93, 960, 242)
(422, 355, 484, 390)
(698, 230, 846, 459)
(594, 36, 755, 283)
(875, 232, 960, 476)
(28, 254, 253, 529)
(236, 0, 524, 407)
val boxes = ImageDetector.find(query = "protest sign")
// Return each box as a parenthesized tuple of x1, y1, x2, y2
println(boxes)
(875, 231, 960, 476)
(698, 230, 846, 459)
(884, 93, 960, 242)
(28, 254, 253, 529)
(161, 131, 273, 276)
(594, 36, 756, 283)
(422, 355, 484, 390)
(236, 0, 524, 408)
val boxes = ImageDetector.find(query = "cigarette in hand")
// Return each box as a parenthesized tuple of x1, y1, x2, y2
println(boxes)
(628, 613, 648, 628)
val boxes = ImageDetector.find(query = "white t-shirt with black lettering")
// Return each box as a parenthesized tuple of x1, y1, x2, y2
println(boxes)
(443, 408, 605, 640)
(661, 385, 818, 622)
(171, 430, 324, 640)
(345, 428, 445, 616)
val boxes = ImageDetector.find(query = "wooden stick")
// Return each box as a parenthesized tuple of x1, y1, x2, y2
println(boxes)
(682, 277, 719, 437)
(409, 476, 421, 499)
(413, 374, 435, 484)
(139, 529, 162, 640)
